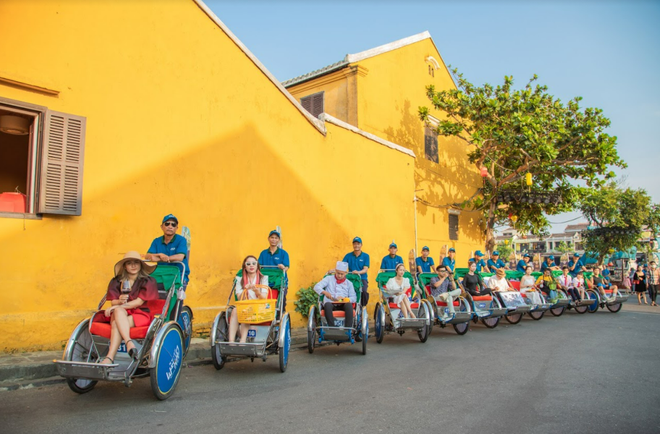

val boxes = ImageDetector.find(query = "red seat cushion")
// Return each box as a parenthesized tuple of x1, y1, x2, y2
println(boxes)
(472, 295, 492, 301)
(89, 298, 166, 339)
(388, 302, 419, 309)
(509, 281, 521, 290)
(436, 301, 460, 307)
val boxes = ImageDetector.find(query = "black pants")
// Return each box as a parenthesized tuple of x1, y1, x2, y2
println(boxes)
(467, 287, 491, 297)
(567, 288, 581, 302)
(360, 280, 369, 307)
(323, 302, 353, 327)
(649, 284, 658, 304)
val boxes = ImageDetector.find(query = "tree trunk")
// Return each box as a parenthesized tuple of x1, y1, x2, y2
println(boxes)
(485, 200, 497, 253)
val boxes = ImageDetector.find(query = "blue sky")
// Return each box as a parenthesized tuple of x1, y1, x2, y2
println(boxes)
(206, 0, 660, 231)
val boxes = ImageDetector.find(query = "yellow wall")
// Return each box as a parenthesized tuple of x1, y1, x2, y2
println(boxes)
(0, 0, 415, 351)
(287, 37, 485, 268)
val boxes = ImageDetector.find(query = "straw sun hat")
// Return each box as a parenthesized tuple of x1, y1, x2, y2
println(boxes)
(114, 251, 156, 276)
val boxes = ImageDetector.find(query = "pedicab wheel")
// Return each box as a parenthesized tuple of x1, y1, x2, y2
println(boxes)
(586, 290, 599, 313)
(550, 306, 566, 316)
(529, 310, 544, 321)
(150, 322, 184, 401)
(178, 305, 193, 356)
(505, 312, 523, 324)
(278, 313, 291, 373)
(481, 316, 500, 328)
(374, 303, 385, 344)
(417, 302, 431, 343)
(361, 307, 368, 355)
(211, 312, 228, 370)
(606, 302, 622, 313)
(64, 319, 98, 394)
(574, 303, 588, 314)
(307, 307, 317, 354)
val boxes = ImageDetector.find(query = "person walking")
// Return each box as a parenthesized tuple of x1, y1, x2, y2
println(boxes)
(633, 265, 648, 305)
(647, 261, 659, 307)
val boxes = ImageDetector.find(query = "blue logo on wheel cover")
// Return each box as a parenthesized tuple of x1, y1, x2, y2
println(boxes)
(157, 327, 182, 394)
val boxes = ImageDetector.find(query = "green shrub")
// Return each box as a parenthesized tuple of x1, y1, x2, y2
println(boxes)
(294, 283, 318, 319)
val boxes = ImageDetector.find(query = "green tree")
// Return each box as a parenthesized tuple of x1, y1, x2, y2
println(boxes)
(555, 241, 572, 263)
(579, 183, 655, 264)
(495, 241, 514, 262)
(419, 70, 626, 252)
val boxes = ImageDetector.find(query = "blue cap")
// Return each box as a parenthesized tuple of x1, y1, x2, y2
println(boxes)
(523, 253, 531, 258)
(352, 237, 362, 244)
(162, 214, 178, 224)
(475, 250, 484, 257)
(389, 243, 397, 248)
(602, 269, 610, 275)
(573, 253, 580, 257)
(548, 255, 554, 260)
(268, 230, 281, 238)
(448, 247, 456, 253)
(492, 251, 500, 256)
(422, 246, 429, 251)
(468, 258, 476, 263)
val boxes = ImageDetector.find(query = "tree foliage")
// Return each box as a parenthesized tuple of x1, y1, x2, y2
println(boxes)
(419, 70, 626, 251)
(495, 241, 514, 262)
(579, 183, 657, 264)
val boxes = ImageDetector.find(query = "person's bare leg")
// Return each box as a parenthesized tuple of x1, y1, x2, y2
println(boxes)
(239, 324, 250, 343)
(228, 308, 239, 342)
(103, 317, 122, 363)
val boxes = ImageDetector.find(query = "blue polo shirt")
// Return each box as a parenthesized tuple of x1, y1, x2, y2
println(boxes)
(380, 254, 403, 270)
(258, 247, 290, 268)
(540, 261, 555, 273)
(442, 257, 455, 271)
(342, 251, 370, 281)
(474, 258, 487, 273)
(487, 259, 506, 269)
(516, 259, 528, 273)
(568, 259, 584, 277)
(148, 234, 190, 282)
(415, 256, 435, 273)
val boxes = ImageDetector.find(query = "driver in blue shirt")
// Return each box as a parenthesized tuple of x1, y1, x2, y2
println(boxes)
(568, 253, 586, 278)
(516, 254, 531, 273)
(380, 243, 403, 270)
(540, 255, 560, 273)
(342, 236, 370, 307)
(442, 247, 456, 272)
(487, 251, 507, 270)
(258, 230, 290, 309)
(416, 246, 435, 274)
(146, 214, 190, 288)
(473, 250, 490, 273)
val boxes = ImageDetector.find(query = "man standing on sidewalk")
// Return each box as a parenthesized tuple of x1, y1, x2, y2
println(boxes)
(647, 261, 659, 307)
(343, 237, 370, 307)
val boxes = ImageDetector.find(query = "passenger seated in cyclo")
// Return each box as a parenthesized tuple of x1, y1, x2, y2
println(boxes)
(429, 264, 461, 318)
(573, 271, 587, 301)
(96, 251, 159, 365)
(384, 263, 416, 318)
(228, 255, 270, 343)
(558, 266, 581, 302)
(314, 261, 357, 327)
(590, 266, 617, 302)
(488, 268, 515, 293)
(535, 268, 558, 300)
(519, 265, 542, 304)
(463, 261, 491, 296)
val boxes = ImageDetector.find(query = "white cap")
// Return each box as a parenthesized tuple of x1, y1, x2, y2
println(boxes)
(335, 261, 349, 272)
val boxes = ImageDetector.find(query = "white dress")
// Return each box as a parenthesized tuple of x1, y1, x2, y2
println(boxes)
(519, 275, 536, 293)
(385, 277, 411, 306)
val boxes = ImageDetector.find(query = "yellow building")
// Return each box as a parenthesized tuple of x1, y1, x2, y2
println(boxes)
(284, 32, 484, 269)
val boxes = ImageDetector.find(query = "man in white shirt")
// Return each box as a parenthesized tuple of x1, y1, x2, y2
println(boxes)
(314, 261, 357, 327)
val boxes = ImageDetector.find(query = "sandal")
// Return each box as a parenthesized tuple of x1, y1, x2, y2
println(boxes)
(126, 340, 139, 360)
(99, 356, 114, 365)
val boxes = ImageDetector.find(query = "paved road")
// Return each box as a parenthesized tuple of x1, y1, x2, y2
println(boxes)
(1, 305, 659, 434)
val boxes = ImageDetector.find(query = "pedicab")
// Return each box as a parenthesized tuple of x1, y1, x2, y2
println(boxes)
(556, 272, 598, 314)
(307, 273, 368, 355)
(372, 271, 432, 343)
(210, 266, 291, 373)
(416, 272, 473, 335)
(450, 269, 507, 329)
(507, 277, 552, 321)
(584, 281, 629, 314)
(533, 272, 571, 317)
(55, 262, 191, 400)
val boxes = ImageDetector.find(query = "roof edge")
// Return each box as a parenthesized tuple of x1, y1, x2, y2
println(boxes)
(346, 31, 431, 63)
(192, 0, 326, 135)
(320, 113, 416, 159)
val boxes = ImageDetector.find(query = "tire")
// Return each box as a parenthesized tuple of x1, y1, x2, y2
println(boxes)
(307, 307, 317, 354)
(452, 297, 471, 335)
(211, 312, 228, 370)
(178, 305, 193, 356)
(278, 314, 291, 373)
(586, 290, 599, 313)
(481, 316, 500, 328)
(505, 312, 523, 324)
(150, 322, 184, 400)
(375, 303, 385, 344)
(361, 307, 368, 355)
(550, 290, 568, 316)
(64, 319, 99, 394)
(529, 310, 544, 321)
(606, 301, 623, 313)
(574, 303, 588, 314)
(417, 303, 430, 343)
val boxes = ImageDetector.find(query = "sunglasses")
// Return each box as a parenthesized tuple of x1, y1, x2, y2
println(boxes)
(245, 262, 257, 266)
(163, 222, 177, 227)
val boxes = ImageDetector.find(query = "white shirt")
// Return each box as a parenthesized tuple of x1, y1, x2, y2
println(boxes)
(235, 274, 269, 299)
(520, 275, 536, 292)
(314, 275, 357, 303)
(489, 276, 510, 292)
(559, 274, 573, 289)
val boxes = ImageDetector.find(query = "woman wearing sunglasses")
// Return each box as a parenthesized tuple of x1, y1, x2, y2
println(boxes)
(228, 255, 269, 343)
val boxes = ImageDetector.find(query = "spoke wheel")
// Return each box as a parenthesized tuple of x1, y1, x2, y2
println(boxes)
(417, 303, 430, 343)
(505, 312, 523, 324)
(307, 313, 317, 354)
(481, 316, 500, 328)
(529, 310, 544, 321)
(375, 303, 385, 344)
(606, 302, 623, 313)
(211, 312, 228, 370)
(586, 290, 599, 313)
(64, 321, 99, 394)
(278, 314, 291, 373)
(361, 307, 368, 355)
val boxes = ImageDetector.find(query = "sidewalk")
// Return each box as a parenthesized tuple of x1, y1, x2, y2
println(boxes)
(0, 328, 310, 392)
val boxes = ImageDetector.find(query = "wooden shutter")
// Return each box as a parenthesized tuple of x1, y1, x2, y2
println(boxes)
(449, 214, 459, 241)
(37, 110, 86, 215)
(300, 92, 324, 118)
(425, 127, 438, 163)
